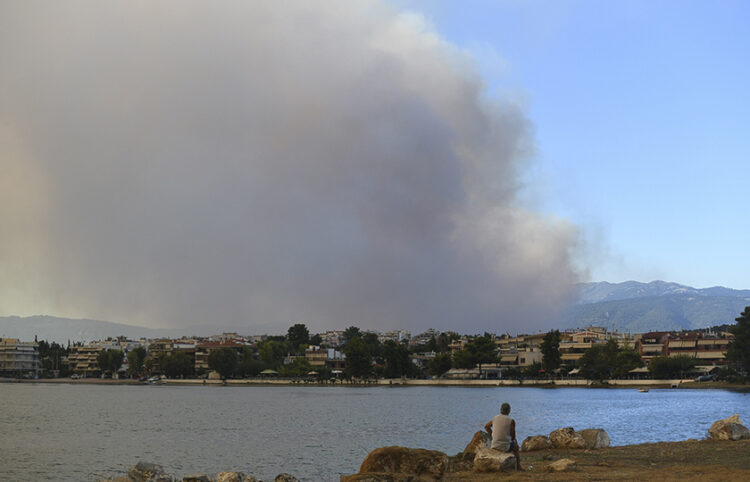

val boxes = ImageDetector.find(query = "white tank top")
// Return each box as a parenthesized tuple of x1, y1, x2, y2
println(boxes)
(490, 413, 513, 450)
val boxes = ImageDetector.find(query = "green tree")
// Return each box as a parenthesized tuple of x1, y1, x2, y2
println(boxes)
(465, 335, 497, 377)
(727, 306, 750, 375)
(452, 347, 476, 369)
(236, 346, 264, 377)
(287, 323, 310, 354)
(540, 330, 562, 372)
(127, 347, 147, 377)
(96, 349, 124, 375)
(208, 347, 238, 379)
(362, 332, 382, 360)
(578, 345, 611, 382)
(612, 349, 643, 378)
(343, 336, 371, 378)
(578, 338, 642, 382)
(648, 355, 696, 379)
(522, 362, 542, 378)
(258, 340, 287, 368)
(436, 333, 451, 353)
(382, 340, 410, 378)
(342, 326, 362, 346)
(280, 357, 313, 377)
(427, 352, 453, 377)
(162, 351, 194, 378)
(310, 333, 323, 346)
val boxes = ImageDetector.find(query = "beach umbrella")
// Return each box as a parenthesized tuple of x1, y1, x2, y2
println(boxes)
(260, 369, 279, 375)
(307, 371, 319, 376)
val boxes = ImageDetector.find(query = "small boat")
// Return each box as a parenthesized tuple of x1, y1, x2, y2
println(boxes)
(638, 387, 649, 393)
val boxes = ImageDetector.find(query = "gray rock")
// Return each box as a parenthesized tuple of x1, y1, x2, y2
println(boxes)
(577, 428, 610, 449)
(549, 427, 586, 449)
(128, 462, 175, 482)
(708, 414, 750, 441)
(521, 435, 552, 452)
(473, 448, 516, 472)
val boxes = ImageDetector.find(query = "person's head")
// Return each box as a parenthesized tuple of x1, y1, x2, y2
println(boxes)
(501, 402, 511, 415)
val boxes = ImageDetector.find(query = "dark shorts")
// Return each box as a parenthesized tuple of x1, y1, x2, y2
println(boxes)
(507, 440, 519, 452)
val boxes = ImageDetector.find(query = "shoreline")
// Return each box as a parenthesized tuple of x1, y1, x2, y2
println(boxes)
(3, 377, 748, 391)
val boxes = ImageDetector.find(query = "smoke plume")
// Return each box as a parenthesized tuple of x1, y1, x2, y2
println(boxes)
(0, 1, 582, 334)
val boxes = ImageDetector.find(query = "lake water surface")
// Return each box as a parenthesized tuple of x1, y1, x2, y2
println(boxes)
(1, 384, 748, 481)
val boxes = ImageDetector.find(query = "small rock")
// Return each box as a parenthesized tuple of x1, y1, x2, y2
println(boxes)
(577, 428, 610, 449)
(521, 435, 552, 452)
(274, 474, 299, 482)
(547, 458, 576, 472)
(549, 427, 586, 449)
(128, 462, 175, 482)
(473, 448, 516, 472)
(462, 431, 491, 458)
(708, 414, 750, 441)
(215, 473, 245, 482)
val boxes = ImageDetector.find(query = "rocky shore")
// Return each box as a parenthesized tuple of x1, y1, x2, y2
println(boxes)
(103, 415, 750, 481)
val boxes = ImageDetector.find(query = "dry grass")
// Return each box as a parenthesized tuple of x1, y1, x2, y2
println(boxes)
(443, 439, 750, 481)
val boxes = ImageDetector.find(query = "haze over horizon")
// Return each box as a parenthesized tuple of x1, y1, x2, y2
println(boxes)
(1, 1, 747, 334)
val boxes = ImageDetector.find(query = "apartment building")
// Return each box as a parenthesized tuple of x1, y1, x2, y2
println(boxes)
(0, 338, 40, 376)
(68, 345, 103, 376)
(636, 330, 733, 366)
(496, 333, 544, 367)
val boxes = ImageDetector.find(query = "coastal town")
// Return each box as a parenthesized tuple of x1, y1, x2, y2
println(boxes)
(1, 320, 743, 384)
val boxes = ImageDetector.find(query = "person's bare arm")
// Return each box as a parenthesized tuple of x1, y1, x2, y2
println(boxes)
(510, 419, 517, 441)
(484, 420, 493, 435)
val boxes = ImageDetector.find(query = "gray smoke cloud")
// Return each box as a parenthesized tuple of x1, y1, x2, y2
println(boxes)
(0, 1, 582, 334)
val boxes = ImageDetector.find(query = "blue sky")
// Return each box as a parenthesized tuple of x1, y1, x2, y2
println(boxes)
(390, 0, 750, 289)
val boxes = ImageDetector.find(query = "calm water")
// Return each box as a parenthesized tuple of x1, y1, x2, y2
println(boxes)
(1, 384, 748, 481)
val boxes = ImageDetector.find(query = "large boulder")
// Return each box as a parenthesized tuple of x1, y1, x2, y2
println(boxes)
(462, 431, 491, 458)
(357, 446, 448, 479)
(577, 428, 610, 449)
(547, 458, 577, 472)
(128, 462, 175, 482)
(708, 414, 750, 441)
(521, 435, 552, 452)
(473, 448, 516, 473)
(549, 427, 586, 449)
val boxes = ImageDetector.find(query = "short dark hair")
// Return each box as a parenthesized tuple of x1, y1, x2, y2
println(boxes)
(501, 403, 511, 414)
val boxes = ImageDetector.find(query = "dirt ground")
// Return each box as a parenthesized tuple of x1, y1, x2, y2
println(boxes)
(445, 438, 750, 481)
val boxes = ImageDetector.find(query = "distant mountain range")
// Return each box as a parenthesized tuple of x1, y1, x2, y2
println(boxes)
(562, 280, 750, 333)
(0, 315, 281, 344)
(2, 281, 749, 342)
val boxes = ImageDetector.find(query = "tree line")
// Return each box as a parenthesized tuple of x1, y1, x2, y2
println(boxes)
(30, 307, 750, 382)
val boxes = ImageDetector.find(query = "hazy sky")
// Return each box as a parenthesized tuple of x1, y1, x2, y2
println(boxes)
(2, 1, 747, 334)
(0, 1, 583, 333)
(392, 0, 750, 289)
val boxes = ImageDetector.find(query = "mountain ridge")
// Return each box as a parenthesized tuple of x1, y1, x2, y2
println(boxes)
(566, 280, 750, 332)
